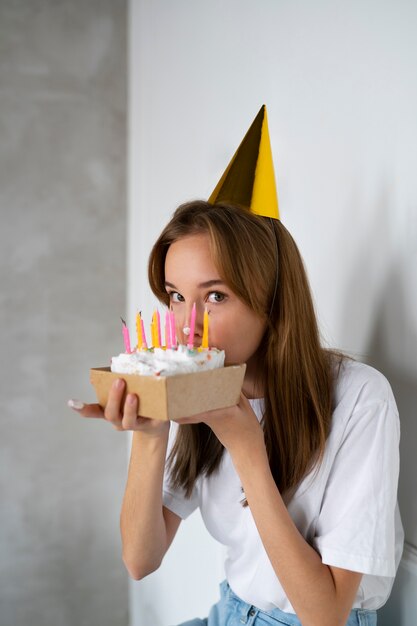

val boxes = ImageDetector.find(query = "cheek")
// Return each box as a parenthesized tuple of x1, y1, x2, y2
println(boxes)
(210, 313, 265, 363)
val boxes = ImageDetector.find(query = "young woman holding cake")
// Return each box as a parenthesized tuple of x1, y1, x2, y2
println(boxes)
(70, 107, 403, 626)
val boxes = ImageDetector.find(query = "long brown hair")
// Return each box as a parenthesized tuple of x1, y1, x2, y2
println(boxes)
(148, 200, 340, 499)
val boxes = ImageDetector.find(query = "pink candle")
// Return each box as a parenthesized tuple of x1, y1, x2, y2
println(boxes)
(170, 311, 176, 347)
(187, 303, 196, 349)
(140, 318, 148, 349)
(165, 310, 171, 349)
(120, 317, 131, 353)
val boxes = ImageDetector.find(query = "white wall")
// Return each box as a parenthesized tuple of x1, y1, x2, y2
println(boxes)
(129, 1, 417, 624)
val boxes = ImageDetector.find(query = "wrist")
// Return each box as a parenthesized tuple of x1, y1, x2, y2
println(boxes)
(133, 425, 170, 449)
(230, 439, 270, 477)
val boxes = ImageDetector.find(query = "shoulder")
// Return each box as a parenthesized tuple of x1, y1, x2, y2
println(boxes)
(329, 358, 399, 441)
(333, 358, 397, 413)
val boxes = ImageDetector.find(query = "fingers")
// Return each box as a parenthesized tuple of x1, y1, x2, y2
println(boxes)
(121, 393, 140, 430)
(175, 404, 235, 425)
(103, 379, 141, 430)
(103, 378, 126, 429)
(69, 378, 144, 431)
(175, 394, 253, 426)
(68, 400, 104, 418)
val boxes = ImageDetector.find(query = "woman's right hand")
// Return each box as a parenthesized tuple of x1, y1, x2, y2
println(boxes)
(68, 378, 170, 436)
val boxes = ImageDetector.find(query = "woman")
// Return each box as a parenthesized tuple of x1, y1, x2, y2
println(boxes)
(70, 200, 403, 626)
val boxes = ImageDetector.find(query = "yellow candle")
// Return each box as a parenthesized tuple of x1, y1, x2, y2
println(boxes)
(152, 311, 160, 348)
(150, 317, 156, 348)
(136, 312, 143, 350)
(201, 307, 209, 349)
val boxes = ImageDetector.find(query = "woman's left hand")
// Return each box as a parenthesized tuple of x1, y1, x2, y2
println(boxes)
(175, 393, 265, 457)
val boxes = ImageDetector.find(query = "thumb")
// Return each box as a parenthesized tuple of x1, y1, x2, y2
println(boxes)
(68, 400, 104, 419)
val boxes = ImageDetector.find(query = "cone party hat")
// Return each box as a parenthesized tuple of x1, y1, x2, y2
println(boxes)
(208, 105, 279, 220)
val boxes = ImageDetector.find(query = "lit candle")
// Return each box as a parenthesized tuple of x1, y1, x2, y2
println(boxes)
(141, 318, 148, 349)
(201, 307, 209, 349)
(170, 311, 176, 347)
(165, 310, 171, 349)
(136, 311, 143, 350)
(120, 317, 131, 353)
(187, 303, 196, 349)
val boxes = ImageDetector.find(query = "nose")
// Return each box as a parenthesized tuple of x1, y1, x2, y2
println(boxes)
(179, 303, 203, 344)
(193, 309, 203, 339)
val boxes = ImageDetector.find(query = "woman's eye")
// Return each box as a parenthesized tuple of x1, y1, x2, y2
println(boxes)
(168, 291, 184, 303)
(207, 291, 225, 303)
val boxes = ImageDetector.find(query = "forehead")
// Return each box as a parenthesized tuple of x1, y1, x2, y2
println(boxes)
(165, 233, 219, 278)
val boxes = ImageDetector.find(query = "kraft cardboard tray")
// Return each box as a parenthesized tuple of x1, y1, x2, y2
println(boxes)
(90, 364, 246, 421)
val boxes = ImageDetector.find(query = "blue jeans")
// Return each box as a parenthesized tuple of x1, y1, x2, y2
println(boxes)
(176, 580, 377, 625)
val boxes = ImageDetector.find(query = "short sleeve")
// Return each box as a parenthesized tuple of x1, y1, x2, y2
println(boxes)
(162, 423, 199, 520)
(313, 396, 400, 577)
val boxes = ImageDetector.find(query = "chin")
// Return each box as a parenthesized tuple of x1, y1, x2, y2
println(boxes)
(224, 354, 246, 367)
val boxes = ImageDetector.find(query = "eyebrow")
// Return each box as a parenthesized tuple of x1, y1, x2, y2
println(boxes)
(165, 279, 226, 289)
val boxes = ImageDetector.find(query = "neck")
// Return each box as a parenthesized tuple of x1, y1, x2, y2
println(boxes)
(242, 355, 264, 399)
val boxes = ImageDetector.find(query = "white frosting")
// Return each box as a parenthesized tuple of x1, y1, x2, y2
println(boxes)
(110, 344, 225, 377)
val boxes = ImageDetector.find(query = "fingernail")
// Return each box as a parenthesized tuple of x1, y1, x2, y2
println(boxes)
(68, 399, 84, 410)
(127, 394, 136, 405)
(113, 379, 124, 390)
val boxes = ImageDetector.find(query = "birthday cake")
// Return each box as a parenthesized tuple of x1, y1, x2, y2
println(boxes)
(90, 311, 244, 421)
(111, 345, 225, 377)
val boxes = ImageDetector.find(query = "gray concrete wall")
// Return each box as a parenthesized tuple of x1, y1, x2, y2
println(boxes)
(0, 2, 128, 625)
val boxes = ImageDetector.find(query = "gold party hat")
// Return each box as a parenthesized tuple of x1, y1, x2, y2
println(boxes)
(209, 105, 279, 219)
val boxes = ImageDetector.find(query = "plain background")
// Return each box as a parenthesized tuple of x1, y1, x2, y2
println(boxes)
(129, 1, 417, 625)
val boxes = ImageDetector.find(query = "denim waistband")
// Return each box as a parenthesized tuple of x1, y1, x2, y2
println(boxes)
(221, 580, 377, 626)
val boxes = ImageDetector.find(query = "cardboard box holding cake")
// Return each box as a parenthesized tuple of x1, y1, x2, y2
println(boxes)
(90, 310, 245, 421)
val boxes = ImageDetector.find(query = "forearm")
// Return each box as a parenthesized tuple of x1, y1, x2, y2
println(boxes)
(120, 430, 169, 579)
(232, 446, 356, 626)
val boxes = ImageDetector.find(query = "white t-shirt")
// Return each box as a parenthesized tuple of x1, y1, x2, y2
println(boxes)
(163, 359, 404, 612)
